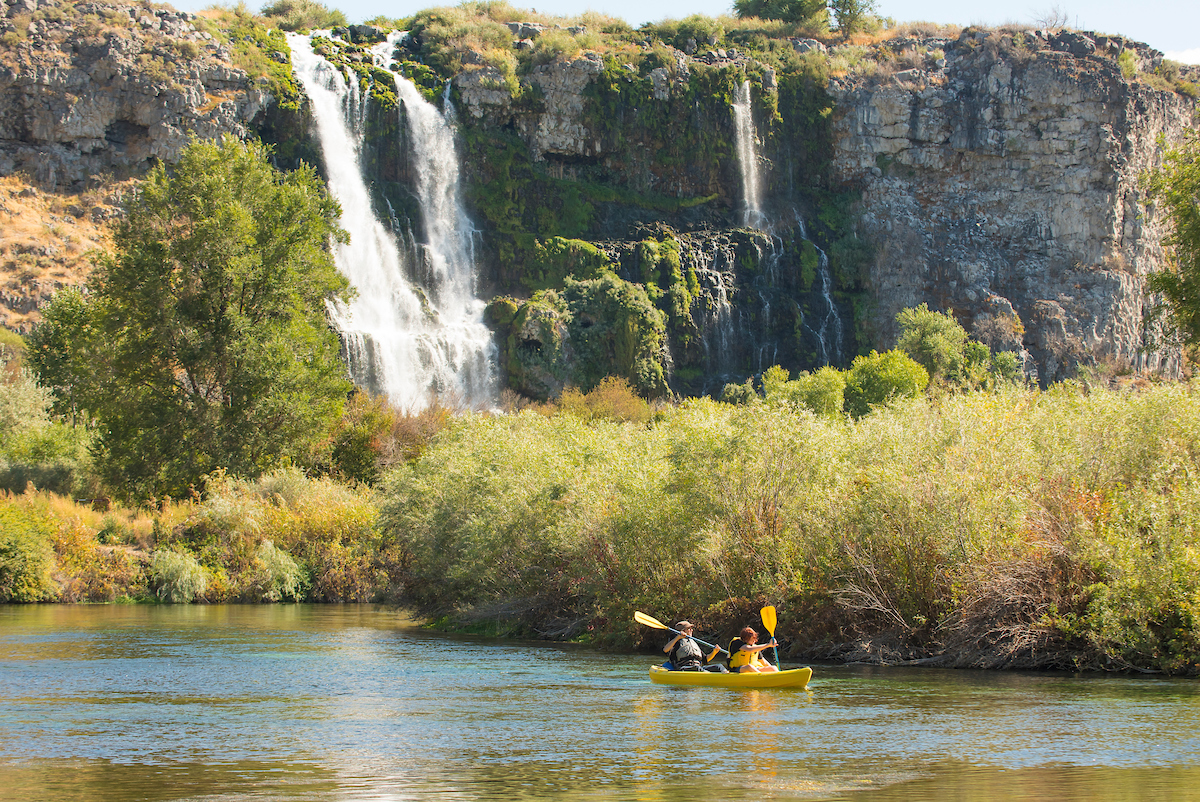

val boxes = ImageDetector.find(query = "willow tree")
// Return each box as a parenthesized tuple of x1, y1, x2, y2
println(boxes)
(29, 137, 352, 500)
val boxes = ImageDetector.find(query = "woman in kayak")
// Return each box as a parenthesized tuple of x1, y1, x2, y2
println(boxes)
(729, 626, 779, 673)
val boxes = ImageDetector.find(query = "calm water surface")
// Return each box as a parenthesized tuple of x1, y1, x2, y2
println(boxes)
(1, 605, 1199, 801)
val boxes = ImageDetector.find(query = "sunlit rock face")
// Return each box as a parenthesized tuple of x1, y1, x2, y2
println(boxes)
(0, 0, 265, 189)
(828, 29, 1197, 382)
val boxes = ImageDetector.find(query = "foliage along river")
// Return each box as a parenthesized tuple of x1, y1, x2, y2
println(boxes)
(1, 606, 1199, 801)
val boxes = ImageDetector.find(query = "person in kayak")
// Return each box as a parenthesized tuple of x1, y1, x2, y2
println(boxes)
(728, 626, 779, 673)
(663, 621, 708, 670)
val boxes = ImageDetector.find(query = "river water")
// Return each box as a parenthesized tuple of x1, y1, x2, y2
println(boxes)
(1, 605, 1198, 801)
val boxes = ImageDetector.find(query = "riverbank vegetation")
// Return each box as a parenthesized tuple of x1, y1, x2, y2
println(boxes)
(8, 372, 1200, 674)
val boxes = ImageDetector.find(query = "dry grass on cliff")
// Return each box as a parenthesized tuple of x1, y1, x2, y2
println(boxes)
(0, 176, 128, 333)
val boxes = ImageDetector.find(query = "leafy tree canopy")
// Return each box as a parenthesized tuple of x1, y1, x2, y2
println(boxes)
(29, 136, 352, 501)
(843, 349, 929, 417)
(733, 0, 828, 25)
(259, 0, 348, 32)
(897, 303, 1023, 390)
(1145, 132, 1200, 347)
(829, 0, 877, 37)
(897, 303, 970, 383)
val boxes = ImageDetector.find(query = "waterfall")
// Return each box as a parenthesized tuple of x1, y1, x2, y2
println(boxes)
(732, 81, 765, 230)
(727, 81, 848, 371)
(288, 32, 496, 410)
(795, 214, 844, 366)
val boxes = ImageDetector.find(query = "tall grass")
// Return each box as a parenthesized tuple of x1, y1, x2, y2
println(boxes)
(380, 383, 1200, 672)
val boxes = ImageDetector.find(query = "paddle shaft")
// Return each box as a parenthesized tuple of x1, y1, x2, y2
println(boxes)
(663, 626, 729, 657)
(635, 612, 730, 656)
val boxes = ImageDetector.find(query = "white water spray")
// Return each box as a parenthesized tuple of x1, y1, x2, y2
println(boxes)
(289, 32, 496, 410)
(732, 80, 766, 230)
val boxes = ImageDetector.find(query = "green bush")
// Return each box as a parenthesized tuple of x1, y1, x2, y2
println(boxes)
(843, 349, 929, 417)
(788, 366, 847, 415)
(251, 541, 307, 602)
(896, 303, 969, 383)
(260, 0, 348, 32)
(720, 377, 758, 405)
(0, 505, 57, 602)
(1118, 49, 1138, 80)
(370, 381, 1200, 670)
(150, 550, 209, 603)
(643, 14, 725, 50)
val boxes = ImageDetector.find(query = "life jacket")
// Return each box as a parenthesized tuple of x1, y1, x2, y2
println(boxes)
(670, 636, 704, 669)
(725, 638, 744, 670)
(727, 638, 763, 670)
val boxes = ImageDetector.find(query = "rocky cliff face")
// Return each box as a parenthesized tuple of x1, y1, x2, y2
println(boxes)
(828, 29, 1198, 381)
(0, 0, 265, 190)
(3, 6, 1197, 392)
(450, 24, 1198, 387)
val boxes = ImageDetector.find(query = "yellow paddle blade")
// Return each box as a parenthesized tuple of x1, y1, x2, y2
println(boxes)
(634, 611, 668, 630)
(760, 605, 777, 636)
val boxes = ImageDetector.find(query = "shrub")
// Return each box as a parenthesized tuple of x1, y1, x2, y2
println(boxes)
(556, 376, 651, 423)
(528, 29, 582, 67)
(1118, 49, 1137, 80)
(150, 550, 209, 603)
(250, 541, 306, 601)
(843, 349, 929, 417)
(896, 303, 969, 383)
(787, 366, 847, 416)
(733, 0, 827, 26)
(643, 14, 725, 50)
(0, 504, 57, 602)
(53, 519, 145, 603)
(720, 377, 758, 405)
(260, 0, 348, 31)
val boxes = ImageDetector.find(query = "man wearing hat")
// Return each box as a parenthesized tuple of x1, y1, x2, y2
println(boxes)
(662, 621, 706, 671)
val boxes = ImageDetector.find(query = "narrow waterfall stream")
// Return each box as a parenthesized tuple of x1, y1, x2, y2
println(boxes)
(288, 32, 496, 410)
(730, 79, 845, 370)
(796, 215, 845, 366)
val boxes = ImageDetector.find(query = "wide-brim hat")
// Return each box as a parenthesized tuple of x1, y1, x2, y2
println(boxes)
(675, 620, 695, 630)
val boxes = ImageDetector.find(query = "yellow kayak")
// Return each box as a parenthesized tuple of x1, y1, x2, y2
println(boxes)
(648, 665, 812, 689)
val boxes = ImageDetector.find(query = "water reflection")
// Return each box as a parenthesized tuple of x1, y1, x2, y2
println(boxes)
(2, 605, 1200, 800)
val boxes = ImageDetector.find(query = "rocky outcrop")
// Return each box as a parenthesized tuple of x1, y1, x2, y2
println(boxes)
(457, 51, 606, 162)
(0, 0, 266, 190)
(828, 29, 1198, 381)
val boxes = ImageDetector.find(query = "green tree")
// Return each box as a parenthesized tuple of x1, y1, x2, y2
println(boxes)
(28, 137, 352, 500)
(897, 303, 970, 384)
(733, 0, 827, 25)
(898, 303, 1024, 390)
(843, 349, 929, 417)
(761, 364, 791, 401)
(788, 366, 847, 416)
(1145, 132, 1200, 346)
(259, 0, 348, 32)
(829, 0, 877, 38)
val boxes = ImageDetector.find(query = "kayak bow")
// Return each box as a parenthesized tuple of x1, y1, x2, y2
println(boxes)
(648, 665, 812, 689)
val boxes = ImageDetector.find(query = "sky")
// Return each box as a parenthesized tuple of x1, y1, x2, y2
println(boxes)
(170, 0, 1200, 63)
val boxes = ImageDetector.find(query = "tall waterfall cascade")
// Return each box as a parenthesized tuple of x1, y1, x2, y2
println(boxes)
(288, 32, 497, 410)
(732, 81, 766, 231)
(730, 79, 844, 368)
